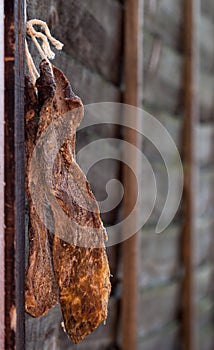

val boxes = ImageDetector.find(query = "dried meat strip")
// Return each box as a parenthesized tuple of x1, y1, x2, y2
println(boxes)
(25, 60, 111, 343)
(42, 61, 111, 343)
(25, 76, 58, 317)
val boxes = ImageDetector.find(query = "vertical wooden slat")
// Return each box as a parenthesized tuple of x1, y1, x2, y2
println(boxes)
(182, 0, 199, 349)
(0, 2, 4, 349)
(122, 1, 143, 349)
(4, 0, 25, 349)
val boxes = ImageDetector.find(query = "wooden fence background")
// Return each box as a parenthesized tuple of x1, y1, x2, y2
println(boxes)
(2, 0, 214, 349)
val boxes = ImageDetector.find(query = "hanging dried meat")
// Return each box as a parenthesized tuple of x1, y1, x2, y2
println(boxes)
(25, 59, 111, 343)
(25, 75, 58, 317)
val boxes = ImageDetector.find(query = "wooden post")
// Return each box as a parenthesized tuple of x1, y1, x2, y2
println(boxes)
(4, 0, 25, 348)
(182, 0, 199, 349)
(0, 2, 5, 349)
(122, 1, 143, 349)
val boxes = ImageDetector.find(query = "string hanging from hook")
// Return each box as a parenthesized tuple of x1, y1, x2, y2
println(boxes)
(25, 19, 64, 84)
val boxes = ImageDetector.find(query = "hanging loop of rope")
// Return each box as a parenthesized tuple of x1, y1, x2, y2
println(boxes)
(25, 19, 64, 84)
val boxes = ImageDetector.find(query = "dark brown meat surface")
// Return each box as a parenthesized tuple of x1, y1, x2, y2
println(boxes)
(25, 75, 58, 317)
(25, 60, 111, 343)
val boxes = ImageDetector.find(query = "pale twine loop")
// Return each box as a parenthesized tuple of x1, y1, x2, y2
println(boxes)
(25, 19, 64, 84)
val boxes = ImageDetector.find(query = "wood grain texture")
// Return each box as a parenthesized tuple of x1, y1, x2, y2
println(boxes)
(201, 0, 214, 19)
(196, 169, 214, 220)
(182, 0, 200, 349)
(139, 322, 180, 350)
(140, 225, 181, 287)
(4, 0, 25, 348)
(195, 124, 214, 166)
(55, 53, 121, 105)
(142, 110, 183, 161)
(196, 325, 214, 350)
(200, 15, 214, 73)
(199, 73, 214, 122)
(142, 162, 182, 225)
(26, 0, 123, 85)
(0, 1, 4, 349)
(195, 265, 214, 300)
(122, 1, 143, 350)
(139, 281, 181, 337)
(143, 31, 183, 114)
(194, 220, 214, 266)
(144, 29, 214, 120)
(25, 298, 119, 350)
(25, 306, 62, 350)
(25, 44, 121, 105)
(144, 0, 183, 50)
(142, 111, 214, 167)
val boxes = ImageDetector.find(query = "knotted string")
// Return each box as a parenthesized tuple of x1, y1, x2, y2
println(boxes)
(25, 19, 64, 84)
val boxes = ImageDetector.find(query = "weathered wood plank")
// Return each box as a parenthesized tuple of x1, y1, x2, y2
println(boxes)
(196, 168, 214, 219)
(196, 325, 214, 350)
(25, 44, 121, 104)
(201, 0, 214, 19)
(142, 162, 183, 225)
(144, 0, 183, 50)
(195, 266, 213, 300)
(140, 225, 181, 287)
(140, 165, 214, 229)
(142, 165, 214, 225)
(144, 70, 214, 123)
(25, 306, 61, 350)
(0, 1, 4, 348)
(194, 220, 214, 266)
(143, 79, 181, 117)
(200, 15, 214, 73)
(182, 0, 200, 348)
(26, 298, 119, 349)
(199, 73, 214, 121)
(142, 110, 183, 162)
(27, 0, 123, 85)
(139, 281, 180, 337)
(138, 322, 180, 350)
(55, 52, 121, 104)
(143, 109, 214, 166)
(195, 123, 214, 166)
(195, 298, 214, 333)
(122, 0, 143, 349)
(193, 298, 214, 350)
(4, 0, 25, 349)
(144, 29, 214, 119)
(143, 32, 184, 114)
(144, 31, 184, 90)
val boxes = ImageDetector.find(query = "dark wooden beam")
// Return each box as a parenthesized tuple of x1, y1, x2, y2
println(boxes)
(4, 0, 25, 349)
(0, 1, 4, 349)
(122, 1, 143, 349)
(182, 0, 199, 349)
